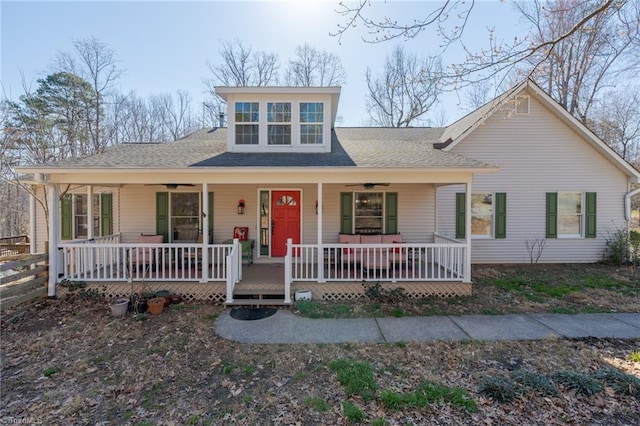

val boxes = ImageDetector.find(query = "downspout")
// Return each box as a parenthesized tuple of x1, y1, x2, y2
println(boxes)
(624, 187, 640, 224)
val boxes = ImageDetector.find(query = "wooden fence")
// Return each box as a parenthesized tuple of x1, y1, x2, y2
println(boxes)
(0, 235, 31, 257)
(0, 253, 48, 311)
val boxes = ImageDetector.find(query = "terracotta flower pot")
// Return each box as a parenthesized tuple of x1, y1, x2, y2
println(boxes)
(147, 297, 165, 315)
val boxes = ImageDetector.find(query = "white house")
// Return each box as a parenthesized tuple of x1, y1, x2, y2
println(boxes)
(18, 80, 640, 305)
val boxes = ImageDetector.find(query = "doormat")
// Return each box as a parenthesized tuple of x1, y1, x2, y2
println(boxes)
(230, 307, 277, 321)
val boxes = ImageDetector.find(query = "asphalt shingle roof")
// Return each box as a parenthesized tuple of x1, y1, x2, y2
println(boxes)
(35, 127, 494, 170)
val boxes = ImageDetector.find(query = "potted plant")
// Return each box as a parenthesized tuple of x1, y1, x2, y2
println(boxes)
(147, 297, 165, 315)
(109, 298, 129, 317)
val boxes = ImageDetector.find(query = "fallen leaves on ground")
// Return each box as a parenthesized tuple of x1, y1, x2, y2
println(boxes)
(1, 295, 639, 425)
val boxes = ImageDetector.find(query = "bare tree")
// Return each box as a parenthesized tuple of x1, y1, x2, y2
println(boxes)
(206, 39, 279, 87)
(333, 0, 640, 94)
(590, 87, 640, 162)
(0, 102, 28, 237)
(284, 43, 347, 86)
(159, 91, 198, 141)
(56, 36, 123, 153)
(517, 0, 640, 122)
(365, 45, 442, 127)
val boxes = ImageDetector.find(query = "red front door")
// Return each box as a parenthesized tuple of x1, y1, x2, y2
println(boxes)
(271, 191, 301, 257)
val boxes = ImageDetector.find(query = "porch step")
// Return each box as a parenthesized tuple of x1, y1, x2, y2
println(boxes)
(226, 299, 290, 307)
(228, 288, 291, 306)
(233, 288, 286, 296)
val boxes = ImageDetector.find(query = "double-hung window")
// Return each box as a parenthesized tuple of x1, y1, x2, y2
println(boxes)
(156, 192, 214, 243)
(235, 102, 259, 145)
(170, 193, 200, 242)
(546, 192, 596, 238)
(61, 193, 112, 240)
(300, 102, 323, 144)
(340, 192, 399, 234)
(455, 192, 506, 239)
(267, 102, 291, 145)
(354, 192, 384, 234)
(471, 193, 493, 237)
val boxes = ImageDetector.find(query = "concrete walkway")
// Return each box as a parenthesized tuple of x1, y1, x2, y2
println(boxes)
(215, 310, 640, 344)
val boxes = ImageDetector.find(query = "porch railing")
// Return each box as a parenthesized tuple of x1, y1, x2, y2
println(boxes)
(289, 241, 467, 282)
(58, 240, 233, 282)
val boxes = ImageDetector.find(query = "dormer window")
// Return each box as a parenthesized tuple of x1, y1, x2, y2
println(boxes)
(267, 102, 291, 145)
(235, 102, 259, 145)
(300, 102, 323, 144)
(216, 86, 340, 153)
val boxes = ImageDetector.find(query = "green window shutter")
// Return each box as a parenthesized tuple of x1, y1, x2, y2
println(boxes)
(385, 192, 398, 234)
(100, 193, 113, 236)
(156, 192, 169, 242)
(61, 194, 73, 240)
(494, 192, 507, 239)
(585, 192, 597, 238)
(455, 192, 466, 239)
(340, 192, 353, 234)
(546, 192, 558, 238)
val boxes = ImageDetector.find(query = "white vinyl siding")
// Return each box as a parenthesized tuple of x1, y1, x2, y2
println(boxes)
(437, 91, 628, 263)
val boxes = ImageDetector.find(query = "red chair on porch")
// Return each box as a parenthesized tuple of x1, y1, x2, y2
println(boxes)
(227, 227, 253, 265)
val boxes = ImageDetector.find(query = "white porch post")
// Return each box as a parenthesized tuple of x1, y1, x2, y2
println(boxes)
(464, 181, 472, 283)
(86, 185, 94, 239)
(29, 185, 36, 254)
(284, 238, 292, 303)
(201, 185, 209, 282)
(48, 184, 60, 297)
(317, 183, 325, 283)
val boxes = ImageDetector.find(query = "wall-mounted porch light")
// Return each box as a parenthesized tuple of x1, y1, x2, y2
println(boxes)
(237, 199, 245, 215)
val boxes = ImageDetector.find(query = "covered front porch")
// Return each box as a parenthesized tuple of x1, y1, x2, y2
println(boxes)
(55, 231, 469, 304)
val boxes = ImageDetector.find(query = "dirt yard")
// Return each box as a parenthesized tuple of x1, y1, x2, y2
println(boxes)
(1, 264, 639, 425)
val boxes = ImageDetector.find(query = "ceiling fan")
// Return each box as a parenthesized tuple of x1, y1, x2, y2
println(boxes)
(346, 183, 391, 190)
(145, 183, 196, 189)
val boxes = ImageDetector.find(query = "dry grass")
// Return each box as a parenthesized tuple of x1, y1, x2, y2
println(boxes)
(1, 264, 639, 425)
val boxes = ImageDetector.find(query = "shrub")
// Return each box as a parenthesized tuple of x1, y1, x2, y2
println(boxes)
(362, 281, 405, 304)
(604, 228, 630, 265)
(595, 369, 640, 398)
(511, 370, 558, 396)
(477, 376, 523, 402)
(552, 371, 602, 396)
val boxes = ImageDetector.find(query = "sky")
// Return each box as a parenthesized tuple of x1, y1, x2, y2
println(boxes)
(1, 1, 526, 127)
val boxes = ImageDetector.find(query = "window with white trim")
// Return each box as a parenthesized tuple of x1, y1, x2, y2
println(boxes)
(300, 102, 323, 144)
(235, 102, 259, 145)
(354, 192, 383, 234)
(171, 192, 200, 241)
(558, 192, 582, 237)
(471, 193, 493, 237)
(267, 102, 291, 145)
(63, 193, 112, 240)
